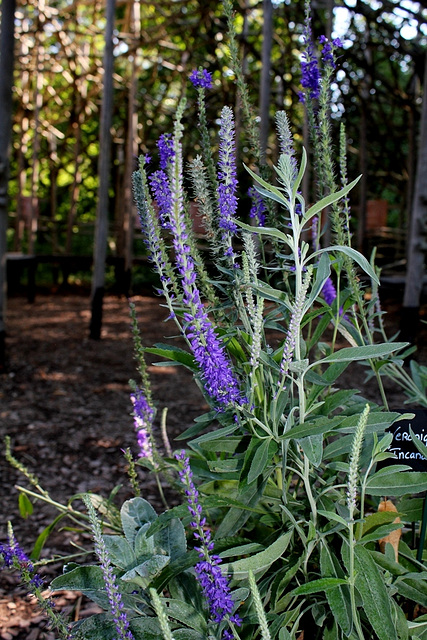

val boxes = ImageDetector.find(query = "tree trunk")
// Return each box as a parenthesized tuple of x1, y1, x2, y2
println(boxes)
(259, 0, 273, 162)
(402, 53, 427, 344)
(0, 0, 16, 371)
(89, 0, 116, 339)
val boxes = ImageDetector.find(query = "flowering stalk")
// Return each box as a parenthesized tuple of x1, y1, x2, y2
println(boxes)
(217, 105, 239, 266)
(248, 570, 271, 640)
(149, 588, 175, 640)
(83, 495, 135, 640)
(346, 405, 370, 640)
(189, 68, 217, 192)
(130, 386, 155, 460)
(0, 524, 72, 639)
(168, 103, 242, 410)
(175, 451, 242, 637)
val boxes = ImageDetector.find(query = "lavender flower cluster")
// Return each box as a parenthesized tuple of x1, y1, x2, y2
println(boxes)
(189, 68, 213, 89)
(130, 388, 154, 459)
(138, 112, 243, 411)
(0, 536, 44, 589)
(176, 451, 242, 637)
(84, 496, 135, 640)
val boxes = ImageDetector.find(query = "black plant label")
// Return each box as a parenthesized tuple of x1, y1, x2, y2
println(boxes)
(387, 409, 427, 471)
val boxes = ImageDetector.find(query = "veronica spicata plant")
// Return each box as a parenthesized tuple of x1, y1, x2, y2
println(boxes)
(4, 2, 427, 639)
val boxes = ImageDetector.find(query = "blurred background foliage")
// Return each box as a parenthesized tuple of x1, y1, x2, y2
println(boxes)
(4, 0, 427, 269)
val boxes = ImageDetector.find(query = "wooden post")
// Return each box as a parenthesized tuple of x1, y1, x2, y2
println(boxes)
(89, 0, 116, 339)
(0, 0, 16, 370)
(259, 0, 273, 162)
(402, 53, 427, 343)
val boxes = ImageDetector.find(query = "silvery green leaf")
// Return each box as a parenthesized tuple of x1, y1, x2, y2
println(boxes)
(225, 531, 292, 579)
(121, 498, 158, 546)
(103, 534, 136, 570)
(244, 163, 289, 206)
(310, 244, 379, 285)
(314, 342, 407, 366)
(303, 175, 361, 224)
(366, 467, 427, 496)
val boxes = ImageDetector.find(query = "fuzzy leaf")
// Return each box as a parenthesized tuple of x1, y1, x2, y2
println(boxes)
(291, 577, 347, 595)
(366, 468, 427, 496)
(311, 243, 378, 284)
(315, 342, 407, 365)
(343, 543, 398, 640)
(304, 175, 361, 224)
(225, 532, 292, 579)
(144, 344, 196, 369)
(50, 565, 106, 592)
(121, 498, 158, 546)
(320, 543, 352, 636)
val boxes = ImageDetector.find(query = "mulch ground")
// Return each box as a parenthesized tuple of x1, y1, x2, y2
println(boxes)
(0, 288, 425, 638)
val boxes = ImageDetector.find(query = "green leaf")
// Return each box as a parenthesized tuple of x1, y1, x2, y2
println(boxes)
(395, 577, 427, 607)
(144, 344, 196, 369)
(30, 513, 68, 561)
(121, 498, 158, 546)
(315, 342, 407, 365)
(244, 163, 290, 206)
(226, 532, 292, 580)
(361, 510, 403, 535)
(299, 433, 323, 467)
(283, 416, 342, 440)
(320, 543, 352, 636)
(190, 423, 240, 445)
(410, 427, 427, 460)
(72, 613, 117, 640)
(304, 175, 361, 224)
(154, 517, 187, 561)
(103, 535, 136, 570)
(121, 555, 170, 586)
(291, 577, 347, 596)
(311, 243, 378, 284)
(18, 493, 33, 519)
(50, 565, 106, 592)
(247, 438, 274, 484)
(161, 598, 207, 632)
(344, 543, 398, 640)
(366, 468, 427, 496)
(234, 218, 291, 245)
(317, 510, 348, 528)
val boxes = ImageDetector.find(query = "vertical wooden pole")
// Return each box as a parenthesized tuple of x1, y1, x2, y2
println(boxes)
(259, 0, 273, 162)
(0, 0, 16, 370)
(402, 53, 427, 341)
(90, 0, 116, 339)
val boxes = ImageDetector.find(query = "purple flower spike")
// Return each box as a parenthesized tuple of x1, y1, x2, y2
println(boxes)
(189, 68, 213, 89)
(248, 187, 267, 227)
(175, 452, 242, 633)
(130, 388, 154, 459)
(319, 35, 342, 69)
(167, 128, 242, 410)
(157, 133, 175, 169)
(322, 276, 338, 306)
(217, 106, 238, 234)
(149, 170, 172, 228)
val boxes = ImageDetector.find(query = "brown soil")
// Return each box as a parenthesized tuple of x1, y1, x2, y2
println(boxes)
(0, 289, 425, 638)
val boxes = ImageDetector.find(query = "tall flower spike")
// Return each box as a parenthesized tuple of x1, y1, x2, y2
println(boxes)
(148, 170, 172, 229)
(175, 452, 242, 636)
(168, 106, 242, 410)
(347, 405, 370, 516)
(217, 106, 238, 263)
(157, 132, 175, 169)
(132, 162, 178, 299)
(280, 267, 313, 379)
(130, 387, 155, 460)
(189, 67, 213, 90)
(299, 2, 320, 102)
(248, 187, 267, 227)
(83, 496, 135, 640)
